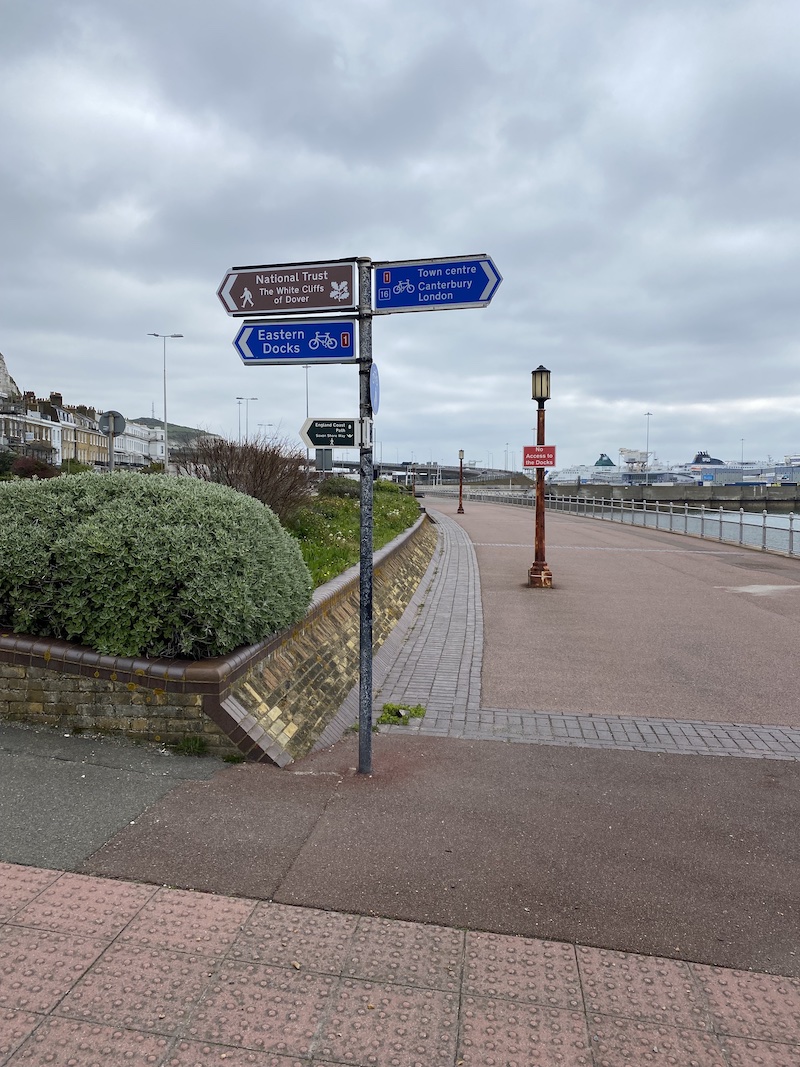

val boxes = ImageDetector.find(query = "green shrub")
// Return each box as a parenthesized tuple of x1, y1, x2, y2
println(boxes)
(60, 459, 92, 475)
(0, 473, 313, 659)
(317, 475, 360, 499)
(287, 483, 420, 586)
(0, 450, 17, 475)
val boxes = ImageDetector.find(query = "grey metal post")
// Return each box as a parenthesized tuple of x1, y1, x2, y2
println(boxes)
(762, 510, 767, 551)
(357, 258, 374, 775)
(790, 513, 795, 556)
(108, 413, 115, 471)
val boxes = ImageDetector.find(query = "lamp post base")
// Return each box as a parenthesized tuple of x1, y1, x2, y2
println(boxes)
(528, 563, 553, 588)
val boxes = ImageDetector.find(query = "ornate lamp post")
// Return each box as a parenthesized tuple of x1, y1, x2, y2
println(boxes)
(528, 365, 553, 588)
(457, 448, 465, 513)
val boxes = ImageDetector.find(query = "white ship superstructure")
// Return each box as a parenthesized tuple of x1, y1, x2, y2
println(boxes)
(548, 450, 800, 486)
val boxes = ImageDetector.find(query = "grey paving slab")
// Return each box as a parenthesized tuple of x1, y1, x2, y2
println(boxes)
(324, 508, 483, 746)
(0, 722, 225, 869)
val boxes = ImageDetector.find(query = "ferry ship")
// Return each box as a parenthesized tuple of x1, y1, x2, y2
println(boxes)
(547, 451, 800, 487)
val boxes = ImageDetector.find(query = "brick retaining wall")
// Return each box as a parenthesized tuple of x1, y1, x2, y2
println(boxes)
(0, 515, 437, 766)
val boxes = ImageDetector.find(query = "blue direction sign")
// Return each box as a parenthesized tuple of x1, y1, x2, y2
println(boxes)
(373, 254, 502, 314)
(234, 319, 358, 366)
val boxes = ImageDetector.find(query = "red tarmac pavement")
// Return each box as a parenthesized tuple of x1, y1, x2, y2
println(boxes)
(1, 500, 799, 1065)
(432, 495, 800, 727)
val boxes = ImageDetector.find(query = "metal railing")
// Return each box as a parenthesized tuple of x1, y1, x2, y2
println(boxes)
(423, 487, 798, 558)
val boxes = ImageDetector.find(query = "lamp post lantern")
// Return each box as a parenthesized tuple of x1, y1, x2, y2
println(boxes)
(457, 448, 465, 514)
(147, 333, 183, 473)
(528, 365, 553, 588)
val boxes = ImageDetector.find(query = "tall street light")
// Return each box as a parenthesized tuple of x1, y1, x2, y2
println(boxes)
(457, 448, 465, 514)
(644, 411, 653, 485)
(528, 365, 553, 588)
(236, 396, 257, 442)
(147, 333, 183, 473)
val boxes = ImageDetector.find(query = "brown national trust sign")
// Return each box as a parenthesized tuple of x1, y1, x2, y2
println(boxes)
(217, 261, 357, 316)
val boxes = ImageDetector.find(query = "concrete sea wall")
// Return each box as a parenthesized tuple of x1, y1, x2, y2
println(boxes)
(552, 483, 800, 513)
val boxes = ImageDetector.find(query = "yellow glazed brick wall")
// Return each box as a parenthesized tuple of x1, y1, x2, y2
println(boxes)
(224, 518, 437, 761)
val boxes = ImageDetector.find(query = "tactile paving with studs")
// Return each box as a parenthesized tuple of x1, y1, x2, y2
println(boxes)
(1, 862, 799, 1066)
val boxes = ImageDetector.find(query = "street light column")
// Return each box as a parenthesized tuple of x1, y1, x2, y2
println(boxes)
(528, 366, 553, 588)
(148, 333, 183, 473)
(644, 411, 653, 486)
(457, 448, 464, 514)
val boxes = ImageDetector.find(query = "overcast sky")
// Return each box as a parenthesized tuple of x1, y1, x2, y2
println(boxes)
(2, 0, 799, 470)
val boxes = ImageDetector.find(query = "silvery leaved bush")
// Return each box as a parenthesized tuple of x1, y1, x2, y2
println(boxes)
(0, 473, 312, 659)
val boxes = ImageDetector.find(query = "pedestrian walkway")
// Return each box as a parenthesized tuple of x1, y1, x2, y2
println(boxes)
(2, 861, 798, 1066)
(1, 498, 799, 1067)
(377, 507, 800, 760)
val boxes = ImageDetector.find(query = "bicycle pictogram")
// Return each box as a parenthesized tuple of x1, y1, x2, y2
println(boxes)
(308, 331, 338, 351)
(393, 278, 415, 294)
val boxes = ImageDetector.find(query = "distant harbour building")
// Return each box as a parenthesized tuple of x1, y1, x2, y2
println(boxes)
(548, 448, 800, 487)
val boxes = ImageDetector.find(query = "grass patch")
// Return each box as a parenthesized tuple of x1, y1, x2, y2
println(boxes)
(171, 735, 208, 757)
(287, 484, 420, 586)
(376, 703, 426, 726)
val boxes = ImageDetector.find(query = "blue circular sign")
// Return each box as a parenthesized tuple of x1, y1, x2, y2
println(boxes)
(370, 362, 380, 415)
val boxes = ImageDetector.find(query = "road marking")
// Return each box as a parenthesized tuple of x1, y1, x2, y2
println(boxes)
(474, 544, 752, 554)
(719, 584, 800, 596)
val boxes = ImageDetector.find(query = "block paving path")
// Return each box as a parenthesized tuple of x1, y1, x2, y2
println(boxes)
(377, 502, 800, 759)
(2, 861, 799, 1067)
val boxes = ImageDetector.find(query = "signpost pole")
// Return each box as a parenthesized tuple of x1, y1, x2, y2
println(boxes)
(357, 258, 374, 775)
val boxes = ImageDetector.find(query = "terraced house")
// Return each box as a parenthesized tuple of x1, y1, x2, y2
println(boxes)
(0, 352, 165, 470)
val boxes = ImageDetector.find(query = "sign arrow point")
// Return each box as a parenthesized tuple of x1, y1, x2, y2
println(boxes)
(221, 273, 238, 311)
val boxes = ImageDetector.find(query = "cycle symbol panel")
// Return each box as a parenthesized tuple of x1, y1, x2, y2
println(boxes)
(233, 319, 358, 366)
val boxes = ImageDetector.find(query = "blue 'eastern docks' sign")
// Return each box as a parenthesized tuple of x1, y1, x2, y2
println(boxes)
(234, 319, 358, 366)
(373, 255, 502, 314)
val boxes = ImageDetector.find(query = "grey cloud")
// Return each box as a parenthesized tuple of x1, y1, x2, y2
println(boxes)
(2, 0, 800, 468)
